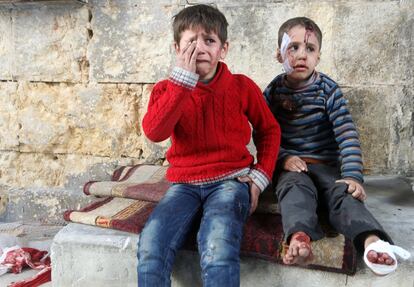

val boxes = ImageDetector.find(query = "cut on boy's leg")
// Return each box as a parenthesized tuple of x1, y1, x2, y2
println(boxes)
(276, 171, 324, 265)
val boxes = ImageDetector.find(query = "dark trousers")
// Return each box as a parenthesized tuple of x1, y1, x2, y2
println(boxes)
(275, 163, 392, 250)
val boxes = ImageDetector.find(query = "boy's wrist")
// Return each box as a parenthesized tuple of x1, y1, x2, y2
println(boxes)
(342, 176, 364, 184)
(248, 169, 270, 193)
(169, 66, 199, 90)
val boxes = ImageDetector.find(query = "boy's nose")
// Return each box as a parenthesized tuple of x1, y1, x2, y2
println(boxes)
(196, 41, 204, 50)
(196, 41, 208, 52)
(297, 47, 307, 59)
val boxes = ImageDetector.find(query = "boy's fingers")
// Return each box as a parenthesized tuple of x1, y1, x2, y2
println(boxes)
(297, 159, 308, 172)
(183, 42, 196, 62)
(181, 41, 194, 55)
(189, 46, 199, 66)
(351, 188, 361, 198)
(348, 184, 356, 193)
(184, 44, 194, 62)
(237, 175, 251, 183)
(250, 200, 258, 215)
(187, 41, 197, 57)
(336, 179, 357, 193)
(352, 186, 367, 201)
(359, 187, 367, 201)
(289, 164, 301, 173)
(284, 156, 308, 173)
(249, 184, 261, 215)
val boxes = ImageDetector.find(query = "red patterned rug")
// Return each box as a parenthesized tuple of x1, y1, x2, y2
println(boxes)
(64, 164, 356, 275)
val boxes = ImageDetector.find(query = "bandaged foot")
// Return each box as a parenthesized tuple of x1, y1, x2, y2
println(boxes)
(283, 231, 313, 265)
(364, 237, 411, 275)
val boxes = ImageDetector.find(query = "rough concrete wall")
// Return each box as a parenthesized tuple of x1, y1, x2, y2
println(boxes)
(0, 0, 412, 189)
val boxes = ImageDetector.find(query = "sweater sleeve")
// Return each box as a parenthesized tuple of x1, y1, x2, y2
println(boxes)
(263, 75, 290, 164)
(142, 67, 198, 142)
(243, 77, 281, 189)
(326, 87, 364, 183)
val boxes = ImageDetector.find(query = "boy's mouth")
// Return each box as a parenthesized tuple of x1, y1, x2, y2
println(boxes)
(294, 65, 308, 71)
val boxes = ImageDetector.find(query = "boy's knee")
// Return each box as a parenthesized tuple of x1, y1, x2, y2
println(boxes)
(199, 237, 239, 268)
(276, 172, 316, 199)
(211, 180, 250, 218)
(138, 219, 164, 255)
(278, 171, 312, 188)
(220, 180, 249, 201)
(328, 183, 365, 212)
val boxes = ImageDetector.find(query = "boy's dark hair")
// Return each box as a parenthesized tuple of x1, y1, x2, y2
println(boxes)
(278, 17, 322, 50)
(173, 4, 228, 45)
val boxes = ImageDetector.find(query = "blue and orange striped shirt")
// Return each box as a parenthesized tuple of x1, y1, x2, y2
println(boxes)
(263, 72, 363, 183)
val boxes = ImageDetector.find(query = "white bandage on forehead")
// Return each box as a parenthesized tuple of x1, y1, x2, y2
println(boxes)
(280, 32, 294, 74)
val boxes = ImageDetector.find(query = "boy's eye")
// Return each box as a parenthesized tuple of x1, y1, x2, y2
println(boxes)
(206, 38, 215, 44)
(307, 46, 315, 52)
(289, 44, 299, 51)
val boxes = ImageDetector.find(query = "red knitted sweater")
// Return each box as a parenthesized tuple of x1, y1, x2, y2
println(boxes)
(143, 62, 280, 184)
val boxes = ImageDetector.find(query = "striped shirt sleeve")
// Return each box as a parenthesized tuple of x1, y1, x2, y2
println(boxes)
(169, 67, 199, 90)
(248, 168, 270, 192)
(326, 87, 364, 183)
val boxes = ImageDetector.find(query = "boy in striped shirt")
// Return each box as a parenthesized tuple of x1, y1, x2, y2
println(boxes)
(264, 17, 410, 274)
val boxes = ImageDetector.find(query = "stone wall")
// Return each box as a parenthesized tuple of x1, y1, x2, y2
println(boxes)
(0, 0, 412, 189)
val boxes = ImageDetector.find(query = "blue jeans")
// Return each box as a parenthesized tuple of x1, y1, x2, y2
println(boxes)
(137, 179, 250, 287)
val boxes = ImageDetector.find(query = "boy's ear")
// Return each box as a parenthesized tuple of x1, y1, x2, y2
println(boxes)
(276, 48, 283, 63)
(220, 41, 229, 60)
(174, 42, 180, 54)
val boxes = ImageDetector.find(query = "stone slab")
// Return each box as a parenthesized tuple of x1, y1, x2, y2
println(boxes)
(51, 176, 414, 287)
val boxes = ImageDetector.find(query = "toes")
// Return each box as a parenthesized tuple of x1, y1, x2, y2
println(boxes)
(291, 246, 299, 257)
(283, 254, 294, 265)
(367, 251, 396, 266)
(381, 253, 395, 265)
(385, 257, 394, 265)
(367, 250, 378, 263)
(298, 243, 310, 257)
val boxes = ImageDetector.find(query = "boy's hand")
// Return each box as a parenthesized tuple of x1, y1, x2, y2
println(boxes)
(283, 156, 308, 172)
(238, 176, 261, 215)
(336, 178, 367, 201)
(176, 41, 199, 73)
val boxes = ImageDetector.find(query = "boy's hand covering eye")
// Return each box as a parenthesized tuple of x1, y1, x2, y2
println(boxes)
(336, 178, 367, 201)
(283, 156, 308, 173)
(237, 175, 261, 215)
(176, 41, 199, 73)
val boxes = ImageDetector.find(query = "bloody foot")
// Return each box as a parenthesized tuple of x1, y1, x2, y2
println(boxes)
(283, 231, 313, 265)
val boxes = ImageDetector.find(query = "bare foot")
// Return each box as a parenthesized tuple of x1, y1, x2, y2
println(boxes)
(283, 231, 313, 265)
(364, 235, 395, 266)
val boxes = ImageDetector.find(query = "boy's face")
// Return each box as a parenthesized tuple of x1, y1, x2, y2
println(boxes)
(175, 27, 228, 81)
(277, 25, 320, 83)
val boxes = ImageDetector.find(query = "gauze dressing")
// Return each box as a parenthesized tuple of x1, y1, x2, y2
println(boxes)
(280, 32, 294, 74)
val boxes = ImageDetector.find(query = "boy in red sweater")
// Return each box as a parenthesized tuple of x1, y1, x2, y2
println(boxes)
(137, 4, 280, 286)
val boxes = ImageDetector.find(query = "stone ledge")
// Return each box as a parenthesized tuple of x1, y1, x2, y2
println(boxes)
(50, 176, 414, 287)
